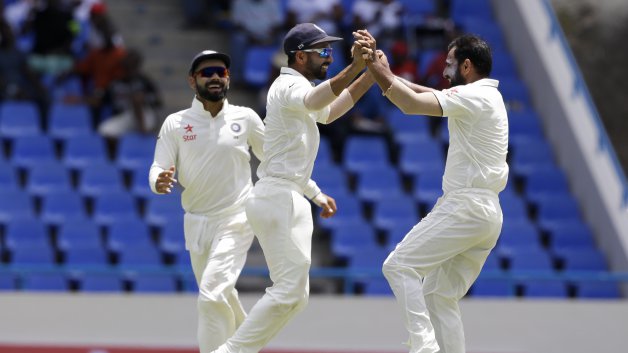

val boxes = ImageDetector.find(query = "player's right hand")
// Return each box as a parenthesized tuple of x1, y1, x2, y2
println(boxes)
(156, 166, 177, 194)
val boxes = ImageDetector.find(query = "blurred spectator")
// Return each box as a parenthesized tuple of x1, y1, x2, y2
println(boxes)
(230, 0, 284, 85)
(180, 0, 230, 29)
(0, 15, 48, 118)
(98, 49, 162, 138)
(2, 0, 35, 34)
(389, 40, 419, 82)
(60, 18, 126, 124)
(23, 0, 77, 76)
(82, 2, 123, 53)
(285, 0, 344, 36)
(349, 0, 403, 50)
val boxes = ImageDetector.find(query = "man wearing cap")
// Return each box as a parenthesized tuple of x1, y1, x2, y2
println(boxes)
(209, 23, 376, 353)
(148, 50, 266, 352)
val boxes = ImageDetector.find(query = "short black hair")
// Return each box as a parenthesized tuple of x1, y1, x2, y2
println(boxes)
(447, 34, 492, 77)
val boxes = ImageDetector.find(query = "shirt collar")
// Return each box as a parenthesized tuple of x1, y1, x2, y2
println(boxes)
(191, 97, 229, 118)
(280, 67, 316, 86)
(471, 78, 499, 88)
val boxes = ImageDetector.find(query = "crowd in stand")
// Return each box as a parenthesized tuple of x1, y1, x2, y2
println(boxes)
(0, 0, 161, 140)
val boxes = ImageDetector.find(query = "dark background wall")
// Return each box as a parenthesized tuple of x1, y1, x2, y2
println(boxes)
(552, 0, 628, 175)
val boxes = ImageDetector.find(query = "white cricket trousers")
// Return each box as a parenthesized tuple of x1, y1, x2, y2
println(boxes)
(383, 188, 502, 353)
(184, 211, 254, 353)
(213, 177, 313, 353)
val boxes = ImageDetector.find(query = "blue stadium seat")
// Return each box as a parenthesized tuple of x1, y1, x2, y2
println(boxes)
(92, 191, 139, 226)
(534, 193, 582, 230)
(78, 273, 124, 292)
(0, 101, 41, 138)
(362, 277, 393, 296)
(132, 273, 178, 293)
(398, 0, 436, 16)
(40, 190, 88, 226)
(10, 246, 56, 266)
(78, 161, 124, 197)
(524, 166, 570, 203)
(506, 248, 555, 274)
(21, 272, 69, 292)
(574, 281, 621, 299)
(496, 77, 531, 107)
(470, 276, 515, 297)
(64, 247, 109, 267)
(311, 163, 350, 196)
(387, 110, 432, 145)
(25, 160, 72, 196)
(11, 135, 57, 169)
(554, 248, 608, 272)
(116, 133, 156, 171)
(385, 221, 418, 248)
(509, 137, 555, 178)
(48, 103, 93, 140)
(63, 134, 109, 169)
(159, 220, 185, 255)
(450, 0, 494, 22)
(348, 245, 390, 275)
(117, 244, 163, 269)
(499, 192, 529, 222)
(372, 194, 418, 232)
(398, 139, 445, 177)
(482, 252, 503, 271)
(314, 136, 334, 166)
(3, 218, 50, 252)
(343, 135, 391, 174)
(329, 221, 378, 260)
(106, 218, 153, 254)
(412, 169, 443, 210)
(497, 219, 541, 253)
(129, 164, 154, 199)
(520, 279, 568, 298)
(144, 192, 184, 227)
(545, 219, 596, 250)
(0, 189, 35, 222)
(508, 110, 545, 139)
(57, 219, 102, 252)
(316, 190, 365, 231)
(0, 273, 17, 290)
(491, 49, 519, 79)
(0, 159, 18, 189)
(243, 46, 275, 87)
(354, 166, 404, 203)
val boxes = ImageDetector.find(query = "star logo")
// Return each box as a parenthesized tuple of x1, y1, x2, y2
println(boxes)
(184, 124, 193, 133)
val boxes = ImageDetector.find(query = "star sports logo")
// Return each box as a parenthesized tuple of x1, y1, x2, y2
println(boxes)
(183, 124, 196, 141)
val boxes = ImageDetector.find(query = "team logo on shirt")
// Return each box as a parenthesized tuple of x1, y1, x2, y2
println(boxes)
(230, 123, 241, 133)
(183, 124, 196, 142)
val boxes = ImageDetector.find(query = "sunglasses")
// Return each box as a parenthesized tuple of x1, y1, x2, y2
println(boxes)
(292, 47, 333, 58)
(195, 66, 230, 78)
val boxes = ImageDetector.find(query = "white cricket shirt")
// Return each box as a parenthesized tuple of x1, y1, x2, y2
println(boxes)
(433, 78, 509, 194)
(150, 98, 265, 217)
(257, 67, 329, 197)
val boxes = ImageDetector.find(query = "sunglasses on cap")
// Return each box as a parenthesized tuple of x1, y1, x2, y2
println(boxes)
(291, 47, 333, 58)
(195, 66, 230, 78)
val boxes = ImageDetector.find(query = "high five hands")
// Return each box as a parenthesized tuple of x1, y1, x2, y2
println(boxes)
(352, 29, 389, 68)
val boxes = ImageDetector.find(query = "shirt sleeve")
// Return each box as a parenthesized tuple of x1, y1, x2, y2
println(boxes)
(432, 86, 477, 121)
(247, 108, 265, 161)
(149, 115, 178, 193)
(284, 77, 331, 123)
(303, 178, 322, 200)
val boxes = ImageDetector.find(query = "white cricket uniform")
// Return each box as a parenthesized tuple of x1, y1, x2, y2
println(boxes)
(215, 67, 327, 353)
(149, 98, 264, 353)
(383, 79, 508, 353)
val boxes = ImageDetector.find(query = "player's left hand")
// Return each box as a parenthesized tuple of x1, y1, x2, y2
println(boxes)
(313, 193, 337, 219)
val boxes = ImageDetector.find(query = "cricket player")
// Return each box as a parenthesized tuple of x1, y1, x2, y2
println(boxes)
(210, 23, 376, 353)
(149, 50, 262, 352)
(356, 31, 509, 353)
